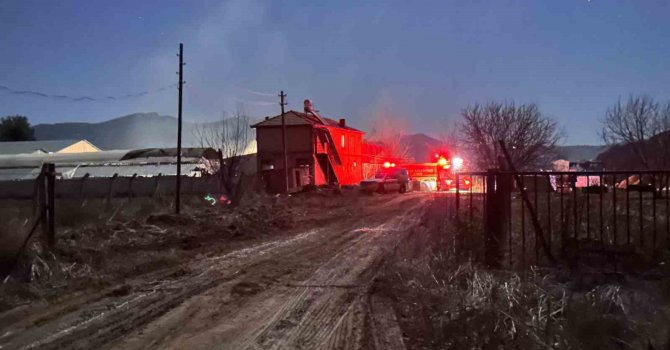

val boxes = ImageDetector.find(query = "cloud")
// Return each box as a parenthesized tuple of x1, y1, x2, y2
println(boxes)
(141, 0, 291, 121)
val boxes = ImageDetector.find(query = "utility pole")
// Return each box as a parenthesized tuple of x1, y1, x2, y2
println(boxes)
(176, 43, 184, 214)
(279, 91, 289, 194)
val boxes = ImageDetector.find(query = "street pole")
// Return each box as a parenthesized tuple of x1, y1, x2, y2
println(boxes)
(279, 91, 289, 194)
(176, 43, 184, 214)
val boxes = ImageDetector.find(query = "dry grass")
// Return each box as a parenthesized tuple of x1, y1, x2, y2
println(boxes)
(0, 189, 371, 312)
(377, 200, 670, 349)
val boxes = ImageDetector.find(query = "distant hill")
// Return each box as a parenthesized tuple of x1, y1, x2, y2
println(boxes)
(554, 145, 608, 162)
(34, 113, 189, 149)
(597, 131, 670, 170)
(33, 113, 247, 150)
(400, 133, 445, 162)
(33, 114, 609, 166)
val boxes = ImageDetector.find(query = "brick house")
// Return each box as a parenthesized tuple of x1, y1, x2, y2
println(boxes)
(251, 100, 364, 193)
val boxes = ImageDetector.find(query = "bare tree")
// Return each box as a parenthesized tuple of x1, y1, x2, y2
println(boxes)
(459, 101, 561, 170)
(193, 109, 253, 203)
(601, 95, 670, 169)
(366, 111, 411, 162)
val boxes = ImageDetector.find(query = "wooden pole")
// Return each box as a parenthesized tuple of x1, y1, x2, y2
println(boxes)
(176, 43, 184, 213)
(279, 91, 289, 194)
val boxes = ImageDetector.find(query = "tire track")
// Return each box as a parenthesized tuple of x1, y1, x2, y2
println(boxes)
(241, 201, 425, 349)
(0, 193, 429, 350)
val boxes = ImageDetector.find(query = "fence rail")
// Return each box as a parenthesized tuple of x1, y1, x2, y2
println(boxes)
(450, 169, 670, 270)
(0, 172, 222, 200)
(0, 164, 225, 266)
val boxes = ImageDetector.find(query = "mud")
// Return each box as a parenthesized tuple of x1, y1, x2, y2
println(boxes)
(0, 192, 434, 349)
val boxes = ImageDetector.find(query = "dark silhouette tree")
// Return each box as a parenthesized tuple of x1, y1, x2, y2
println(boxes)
(600, 95, 670, 169)
(0, 115, 35, 141)
(459, 102, 561, 170)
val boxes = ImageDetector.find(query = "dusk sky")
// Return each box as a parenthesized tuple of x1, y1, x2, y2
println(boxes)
(1, 0, 668, 144)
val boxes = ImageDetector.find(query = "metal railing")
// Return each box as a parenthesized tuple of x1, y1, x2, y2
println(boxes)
(449, 170, 670, 270)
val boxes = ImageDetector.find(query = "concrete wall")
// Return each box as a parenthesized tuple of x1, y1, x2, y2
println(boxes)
(0, 175, 222, 200)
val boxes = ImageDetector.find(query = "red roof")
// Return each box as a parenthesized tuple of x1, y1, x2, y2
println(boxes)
(251, 110, 364, 133)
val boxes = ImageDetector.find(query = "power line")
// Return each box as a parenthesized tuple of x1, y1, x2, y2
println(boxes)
(233, 97, 277, 106)
(0, 83, 177, 102)
(233, 85, 275, 97)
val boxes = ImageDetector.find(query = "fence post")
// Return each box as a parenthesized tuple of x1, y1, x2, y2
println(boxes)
(39, 164, 56, 248)
(153, 173, 161, 197)
(485, 168, 505, 268)
(79, 173, 90, 199)
(129, 174, 137, 200)
(39, 165, 47, 243)
(107, 173, 118, 203)
(46, 164, 55, 247)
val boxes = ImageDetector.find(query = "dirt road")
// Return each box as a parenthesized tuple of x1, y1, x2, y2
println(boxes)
(0, 193, 431, 350)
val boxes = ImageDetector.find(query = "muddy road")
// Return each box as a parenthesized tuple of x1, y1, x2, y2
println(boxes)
(0, 193, 433, 350)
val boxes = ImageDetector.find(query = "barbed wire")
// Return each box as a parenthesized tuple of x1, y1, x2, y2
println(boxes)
(0, 83, 177, 102)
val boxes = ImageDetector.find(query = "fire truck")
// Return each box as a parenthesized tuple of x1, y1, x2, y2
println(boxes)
(403, 152, 472, 191)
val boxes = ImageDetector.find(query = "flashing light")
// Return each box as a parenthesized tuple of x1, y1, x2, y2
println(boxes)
(452, 157, 464, 170)
(446, 179, 452, 185)
(464, 179, 471, 185)
(435, 153, 440, 159)
(391, 162, 396, 167)
(383, 161, 391, 168)
(437, 157, 448, 166)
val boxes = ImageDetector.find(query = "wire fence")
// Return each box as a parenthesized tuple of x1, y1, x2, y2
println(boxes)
(448, 170, 670, 270)
(0, 163, 229, 279)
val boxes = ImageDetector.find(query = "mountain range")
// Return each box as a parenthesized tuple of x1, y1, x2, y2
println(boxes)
(32, 113, 607, 162)
(34, 113, 220, 150)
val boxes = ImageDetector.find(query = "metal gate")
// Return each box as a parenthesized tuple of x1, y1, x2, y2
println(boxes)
(450, 170, 670, 270)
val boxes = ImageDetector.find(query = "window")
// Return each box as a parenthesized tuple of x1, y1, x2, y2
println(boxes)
(341, 134, 345, 148)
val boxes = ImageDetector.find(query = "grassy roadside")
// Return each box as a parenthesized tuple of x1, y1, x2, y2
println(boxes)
(0, 189, 363, 313)
(375, 198, 670, 349)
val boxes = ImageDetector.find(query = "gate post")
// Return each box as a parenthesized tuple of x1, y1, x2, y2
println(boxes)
(485, 168, 506, 268)
(39, 163, 56, 248)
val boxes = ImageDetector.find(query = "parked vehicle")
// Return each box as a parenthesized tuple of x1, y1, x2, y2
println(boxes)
(360, 167, 409, 194)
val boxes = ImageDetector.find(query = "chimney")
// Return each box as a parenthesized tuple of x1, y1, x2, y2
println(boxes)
(339, 118, 346, 127)
(265, 116, 270, 120)
(304, 99, 313, 113)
